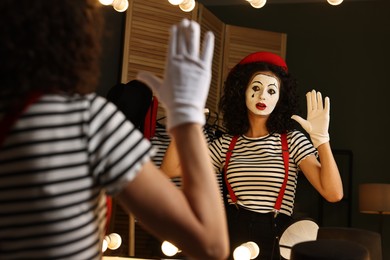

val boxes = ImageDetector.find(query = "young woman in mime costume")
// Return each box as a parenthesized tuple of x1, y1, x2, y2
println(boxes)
(161, 51, 343, 259)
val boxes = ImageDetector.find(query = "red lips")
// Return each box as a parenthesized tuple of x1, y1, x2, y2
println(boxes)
(256, 102, 266, 110)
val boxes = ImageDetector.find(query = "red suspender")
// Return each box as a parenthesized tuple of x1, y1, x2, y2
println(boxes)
(223, 133, 289, 216)
(224, 135, 239, 206)
(143, 96, 158, 140)
(274, 132, 289, 216)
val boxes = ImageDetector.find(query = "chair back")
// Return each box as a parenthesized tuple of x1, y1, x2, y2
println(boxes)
(316, 227, 382, 260)
(291, 239, 369, 260)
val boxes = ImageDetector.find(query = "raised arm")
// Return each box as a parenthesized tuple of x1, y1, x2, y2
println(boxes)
(116, 19, 229, 259)
(160, 137, 183, 178)
(292, 90, 343, 202)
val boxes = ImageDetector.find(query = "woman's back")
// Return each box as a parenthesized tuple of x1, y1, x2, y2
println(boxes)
(0, 93, 153, 259)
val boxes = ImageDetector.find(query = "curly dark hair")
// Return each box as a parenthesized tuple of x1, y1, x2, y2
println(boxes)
(219, 62, 300, 135)
(0, 0, 103, 109)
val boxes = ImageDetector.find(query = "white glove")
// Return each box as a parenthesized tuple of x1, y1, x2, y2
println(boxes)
(291, 90, 330, 148)
(136, 19, 215, 132)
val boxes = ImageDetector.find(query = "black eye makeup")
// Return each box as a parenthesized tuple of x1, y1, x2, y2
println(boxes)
(248, 76, 279, 98)
(268, 84, 277, 95)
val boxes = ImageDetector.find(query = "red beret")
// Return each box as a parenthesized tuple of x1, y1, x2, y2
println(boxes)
(238, 51, 288, 72)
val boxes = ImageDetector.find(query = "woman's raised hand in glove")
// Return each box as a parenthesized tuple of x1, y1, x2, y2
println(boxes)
(291, 90, 330, 148)
(137, 19, 214, 133)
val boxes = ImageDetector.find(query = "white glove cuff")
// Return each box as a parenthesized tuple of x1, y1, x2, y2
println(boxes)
(311, 133, 330, 148)
(166, 106, 205, 133)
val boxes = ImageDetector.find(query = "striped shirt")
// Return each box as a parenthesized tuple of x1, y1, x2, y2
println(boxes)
(0, 93, 154, 259)
(150, 124, 223, 190)
(209, 131, 317, 216)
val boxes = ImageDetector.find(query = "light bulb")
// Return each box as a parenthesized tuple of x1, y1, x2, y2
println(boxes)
(105, 233, 122, 250)
(179, 0, 196, 12)
(244, 242, 260, 259)
(102, 238, 108, 252)
(327, 0, 343, 5)
(112, 0, 128, 12)
(250, 0, 266, 9)
(168, 0, 185, 5)
(99, 0, 114, 5)
(161, 241, 180, 257)
(233, 246, 251, 260)
(233, 241, 260, 260)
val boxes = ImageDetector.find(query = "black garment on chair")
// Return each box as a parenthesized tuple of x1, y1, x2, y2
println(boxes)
(106, 79, 153, 132)
(316, 227, 382, 260)
(290, 239, 369, 260)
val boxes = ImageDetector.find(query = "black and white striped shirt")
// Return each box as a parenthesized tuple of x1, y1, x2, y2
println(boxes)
(209, 131, 317, 216)
(150, 124, 222, 190)
(0, 93, 153, 259)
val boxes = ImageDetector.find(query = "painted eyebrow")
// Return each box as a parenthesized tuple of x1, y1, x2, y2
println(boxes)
(252, 81, 263, 85)
(253, 81, 278, 88)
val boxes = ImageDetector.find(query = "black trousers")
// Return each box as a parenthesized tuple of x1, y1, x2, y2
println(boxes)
(226, 205, 292, 260)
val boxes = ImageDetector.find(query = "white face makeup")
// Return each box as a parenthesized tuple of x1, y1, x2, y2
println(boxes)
(245, 72, 280, 116)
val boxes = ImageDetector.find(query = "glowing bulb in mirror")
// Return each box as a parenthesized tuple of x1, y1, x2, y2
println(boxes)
(233, 246, 251, 260)
(99, 0, 114, 5)
(161, 241, 180, 257)
(112, 0, 128, 12)
(102, 238, 108, 253)
(327, 0, 343, 5)
(233, 241, 260, 260)
(103, 233, 122, 251)
(108, 233, 122, 250)
(179, 0, 196, 12)
(250, 0, 266, 9)
(168, 0, 185, 5)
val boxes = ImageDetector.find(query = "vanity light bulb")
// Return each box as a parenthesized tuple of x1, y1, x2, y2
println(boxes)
(327, 0, 343, 5)
(102, 239, 108, 252)
(233, 246, 251, 260)
(168, 0, 185, 5)
(105, 233, 122, 250)
(112, 0, 128, 12)
(179, 0, 196, 12)
(99, 0, 114, 5)
(250, 0, 266, 9)
(233, 241, 260, 260)
(161, 241, 180, 257)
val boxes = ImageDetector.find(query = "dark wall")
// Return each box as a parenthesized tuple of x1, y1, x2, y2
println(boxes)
(98, 1, 390, 258)
(205, 1, 390, 258)
(97, 7, 126, 97)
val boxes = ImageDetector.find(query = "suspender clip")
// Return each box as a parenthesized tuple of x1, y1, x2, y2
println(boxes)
(273, 209, 280, 218)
